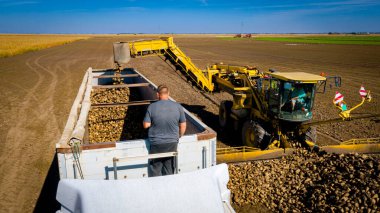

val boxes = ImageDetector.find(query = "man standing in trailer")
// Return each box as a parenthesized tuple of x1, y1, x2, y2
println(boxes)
(143, 84, 187, 177)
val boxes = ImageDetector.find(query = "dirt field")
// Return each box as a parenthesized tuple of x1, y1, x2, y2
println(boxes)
(0, 35, 379, 212)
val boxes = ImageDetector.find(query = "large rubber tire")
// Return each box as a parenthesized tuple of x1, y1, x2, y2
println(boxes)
(241, 121, 265, 148)
(219, 101, 233, 128)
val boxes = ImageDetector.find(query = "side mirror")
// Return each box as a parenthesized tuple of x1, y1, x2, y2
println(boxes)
(317, 76, 342, 93)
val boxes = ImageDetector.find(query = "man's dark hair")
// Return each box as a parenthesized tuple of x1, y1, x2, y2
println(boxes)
(157, 84, 169, 94)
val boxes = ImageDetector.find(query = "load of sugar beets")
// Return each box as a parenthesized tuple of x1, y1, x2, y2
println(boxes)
(88, 87, 146, 143)
(86, 84, 379, 212)
(228, 149, 380, 212)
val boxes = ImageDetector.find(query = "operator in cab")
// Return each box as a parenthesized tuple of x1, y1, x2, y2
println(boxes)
(290, 84, 307, 111)
(143, 84, 187, 177)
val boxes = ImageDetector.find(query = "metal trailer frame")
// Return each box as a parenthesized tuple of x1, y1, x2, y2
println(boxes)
(56, 67, 217, 180)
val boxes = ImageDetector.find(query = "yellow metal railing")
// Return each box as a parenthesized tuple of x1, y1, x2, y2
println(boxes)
(216, 146, 293, 163)
(216, 138, 380, 163)
(341, 137, 380, 145)
(216, 146, 260, 155)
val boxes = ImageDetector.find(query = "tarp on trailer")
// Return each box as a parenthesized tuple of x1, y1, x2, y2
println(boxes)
(56, 164, 234, 213)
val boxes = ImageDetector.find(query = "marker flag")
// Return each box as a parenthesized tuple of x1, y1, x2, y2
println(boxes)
(334, 91, 344, 104)
(359, 85, 367, 98)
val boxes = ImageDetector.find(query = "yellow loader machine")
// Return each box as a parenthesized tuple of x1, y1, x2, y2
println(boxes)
(123, 37, 379, 162)
(216, 67, 326, 150)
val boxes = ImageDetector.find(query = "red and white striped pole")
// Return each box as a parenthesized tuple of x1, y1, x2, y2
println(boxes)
(359, 85, 367, 98)
(334, 91, 344, 105)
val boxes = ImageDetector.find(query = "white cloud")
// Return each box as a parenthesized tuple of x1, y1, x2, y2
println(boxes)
(309, 0, 379, 7)
(119, 7, 146, 12)
(199, 0, 208, 6)
(233, 0, 380, 18)
(1, 1, 38, 7)
(235, 0, 380, 11)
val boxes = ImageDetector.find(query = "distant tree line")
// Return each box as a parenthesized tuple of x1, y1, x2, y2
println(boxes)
(328, 32, 379, 35)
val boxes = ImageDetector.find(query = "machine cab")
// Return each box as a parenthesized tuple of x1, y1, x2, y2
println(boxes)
(261, 72, 326, 122)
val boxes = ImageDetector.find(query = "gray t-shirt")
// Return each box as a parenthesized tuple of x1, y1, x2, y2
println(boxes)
(143, 100, 186, 145)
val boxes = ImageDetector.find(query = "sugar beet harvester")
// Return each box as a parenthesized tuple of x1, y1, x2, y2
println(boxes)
(124, 36, 380, 161)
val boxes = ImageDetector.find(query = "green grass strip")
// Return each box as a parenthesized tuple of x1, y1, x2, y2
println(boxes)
(219, 36, 380, 45)
(255, 36, 380, 45)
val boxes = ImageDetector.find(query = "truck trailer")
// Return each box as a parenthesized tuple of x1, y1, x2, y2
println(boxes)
(55, 67, 234, 212)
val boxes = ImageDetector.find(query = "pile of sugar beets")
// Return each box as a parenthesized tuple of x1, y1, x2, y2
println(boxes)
(228, 149, 380, 212)
(88, 87, 145, 143)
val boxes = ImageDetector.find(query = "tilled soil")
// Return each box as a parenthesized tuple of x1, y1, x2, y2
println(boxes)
(0, 37, 118, 212)
(0, 35, 379, 212)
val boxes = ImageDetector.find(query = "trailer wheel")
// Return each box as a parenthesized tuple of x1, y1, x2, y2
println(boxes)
(242, 121, 265, 148)
(219, 101, 232, 128)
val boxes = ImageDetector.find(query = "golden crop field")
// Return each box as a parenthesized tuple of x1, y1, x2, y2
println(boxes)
(0, 34, 91, 57)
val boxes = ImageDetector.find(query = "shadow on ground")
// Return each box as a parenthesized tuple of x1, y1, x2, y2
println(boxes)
(33, 154, 60, 213)
(182, 104, 241, 147)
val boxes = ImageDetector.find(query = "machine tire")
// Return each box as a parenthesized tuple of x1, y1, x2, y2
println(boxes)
(241, 120, 265, 148)
(219, 101, 233, 128)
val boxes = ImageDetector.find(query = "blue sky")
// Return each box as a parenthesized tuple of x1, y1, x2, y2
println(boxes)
(0, 0, 379, 34)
